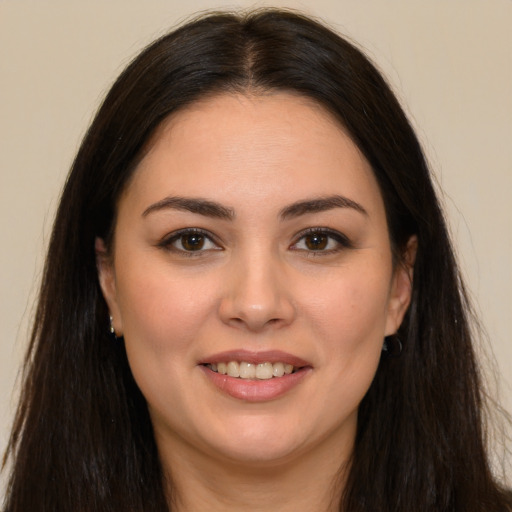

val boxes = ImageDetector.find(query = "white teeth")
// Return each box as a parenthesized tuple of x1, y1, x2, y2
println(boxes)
(239, 362, 256, 379)
(227, 361, 240, 377)
(256, 362, 274, 380)
(272, 362, 285, 377)
(208, 361, 300, 379)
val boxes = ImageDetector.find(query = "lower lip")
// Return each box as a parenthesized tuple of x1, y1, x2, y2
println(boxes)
(200, 366, 311, 402)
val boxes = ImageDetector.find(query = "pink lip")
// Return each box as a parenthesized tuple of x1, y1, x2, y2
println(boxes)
(199, 349, 310, 368)
(198, 350, 313, 402)
(200, 365, 312, 402)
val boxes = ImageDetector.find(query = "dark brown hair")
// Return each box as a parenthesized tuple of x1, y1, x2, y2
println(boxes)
(2, 9, 510, 511)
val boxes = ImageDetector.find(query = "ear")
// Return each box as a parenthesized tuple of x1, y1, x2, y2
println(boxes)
(95, 237, 123, 336)
(385, 235, 417, 336)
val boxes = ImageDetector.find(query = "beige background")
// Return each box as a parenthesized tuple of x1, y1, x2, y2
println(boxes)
(1, 0, 511, 489)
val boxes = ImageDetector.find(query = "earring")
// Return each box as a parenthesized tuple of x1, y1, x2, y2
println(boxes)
(382, 335, 402, 357)
(109, 315, 120, 340)
(109, 315, 115, 334)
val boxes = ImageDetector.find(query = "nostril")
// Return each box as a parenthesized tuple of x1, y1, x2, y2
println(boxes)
(226, 315, 288, 332)
(217, 273, 296, 331)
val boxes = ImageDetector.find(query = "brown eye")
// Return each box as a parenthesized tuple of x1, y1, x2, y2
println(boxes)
(180, 233, 206, 251)
(291, 229, 351, 253)
(161, 229, 219, 254)
(304, 232, 328, 250)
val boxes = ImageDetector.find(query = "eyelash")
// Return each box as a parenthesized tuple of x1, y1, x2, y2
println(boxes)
(158, 227, 352, 257)
(290, 228, 353, 255)
(158, 228, 221, 257)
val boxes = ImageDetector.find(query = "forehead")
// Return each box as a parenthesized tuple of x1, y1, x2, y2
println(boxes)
(121, 92, 383, 217)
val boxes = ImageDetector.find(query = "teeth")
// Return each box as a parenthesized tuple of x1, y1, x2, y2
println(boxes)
(227, 361, 240, 378)
(256, 362, 273, 380)
(239, 362, 256, 379)
(272, 362, 285, 377)
(207, 361, 299, 379)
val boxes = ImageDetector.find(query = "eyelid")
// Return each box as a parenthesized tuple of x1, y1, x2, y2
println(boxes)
(157, 226, 351, 255)
(290, 227, 353, 252)
(158, 228, 223, 254)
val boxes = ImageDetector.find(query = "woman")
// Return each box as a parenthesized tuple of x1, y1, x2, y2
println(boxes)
(2, 9, 510, 512)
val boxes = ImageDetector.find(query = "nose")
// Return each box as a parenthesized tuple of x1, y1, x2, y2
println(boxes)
(218, 250, 296, 332)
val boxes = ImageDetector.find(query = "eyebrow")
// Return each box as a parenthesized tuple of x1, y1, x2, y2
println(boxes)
(142, 196, 235, 220)
(142, 194, 367, 221)
(279, 195, 368, 219)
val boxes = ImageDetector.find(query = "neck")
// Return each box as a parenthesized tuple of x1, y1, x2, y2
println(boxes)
(158, 431, 352, 512)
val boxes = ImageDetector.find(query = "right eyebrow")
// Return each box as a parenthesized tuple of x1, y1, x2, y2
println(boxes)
(142, 196, 235, 220)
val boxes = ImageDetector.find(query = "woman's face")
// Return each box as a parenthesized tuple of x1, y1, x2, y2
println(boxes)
(98, 93, 413, 469)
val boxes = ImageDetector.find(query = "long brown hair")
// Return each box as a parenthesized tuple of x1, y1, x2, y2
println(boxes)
(2, 9, 510, 511)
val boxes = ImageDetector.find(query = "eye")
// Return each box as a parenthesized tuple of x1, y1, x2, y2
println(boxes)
(291, 228, 351, 253)
(159, 229, 220, 254)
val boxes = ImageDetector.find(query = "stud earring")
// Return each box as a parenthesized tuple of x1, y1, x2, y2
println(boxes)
(382, 335, 403, 357)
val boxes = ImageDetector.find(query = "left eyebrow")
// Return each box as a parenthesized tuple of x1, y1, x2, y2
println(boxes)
(279, 195, 368, 220)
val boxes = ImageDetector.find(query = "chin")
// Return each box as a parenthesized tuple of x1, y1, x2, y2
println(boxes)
(201, 417, 311, 466)
(217, 440, 302, 467)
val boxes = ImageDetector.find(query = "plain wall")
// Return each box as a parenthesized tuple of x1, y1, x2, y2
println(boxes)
(1, 0, 511, 489)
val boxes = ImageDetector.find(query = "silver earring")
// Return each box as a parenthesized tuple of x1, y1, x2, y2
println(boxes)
(382, 335, 402, 357)
(109, 315, 116, 336)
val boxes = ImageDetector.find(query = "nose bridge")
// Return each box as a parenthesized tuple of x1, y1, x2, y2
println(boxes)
(219, 242, 295, 331)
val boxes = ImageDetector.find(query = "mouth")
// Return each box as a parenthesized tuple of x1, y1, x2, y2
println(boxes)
(203, 361, 300, 380)
(199, 350, 312, 402)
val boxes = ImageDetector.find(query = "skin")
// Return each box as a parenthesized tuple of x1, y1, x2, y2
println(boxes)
(97, 92, 415, 511)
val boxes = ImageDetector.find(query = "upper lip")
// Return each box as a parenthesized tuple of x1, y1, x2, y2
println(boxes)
(199, 349, 311, 368)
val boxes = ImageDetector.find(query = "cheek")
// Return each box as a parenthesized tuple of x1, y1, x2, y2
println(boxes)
(114, 263, 221, 425)
(115, 258, 218, 359)
(301, 262, 391, 387)
(309, 272, 390, 343)
(301, 272, 389, 420)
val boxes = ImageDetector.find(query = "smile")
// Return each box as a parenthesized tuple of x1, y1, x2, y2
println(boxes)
(199, 350, 312, 401)
(205, 361, 297, 380)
